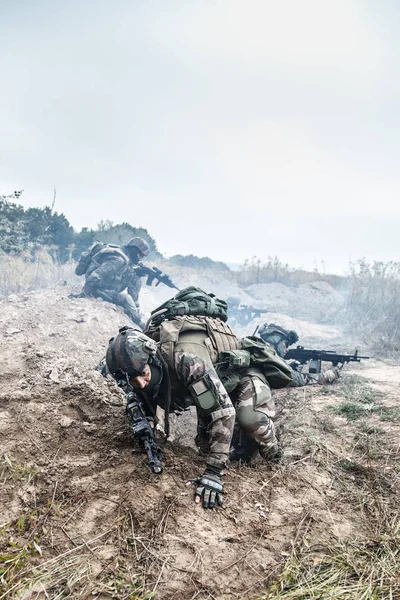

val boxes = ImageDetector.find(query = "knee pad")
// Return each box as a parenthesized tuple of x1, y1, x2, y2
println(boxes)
(236, 404, 269, 434)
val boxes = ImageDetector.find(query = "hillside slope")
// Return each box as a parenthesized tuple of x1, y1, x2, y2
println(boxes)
(0, 289, 398, 599)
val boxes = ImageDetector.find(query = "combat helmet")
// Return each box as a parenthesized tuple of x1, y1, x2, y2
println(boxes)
(106, 326, 158, 378)
(124, 237, 150, 257)
(258, 323, 299, 347)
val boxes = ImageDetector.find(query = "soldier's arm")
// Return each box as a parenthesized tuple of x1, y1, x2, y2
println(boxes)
(126, 273, 142, 305)
(173, 352, 235, 472)
(84, 257, 125, 295)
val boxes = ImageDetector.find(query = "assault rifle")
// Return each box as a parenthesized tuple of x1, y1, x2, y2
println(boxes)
(126, 391, 163, 474)
(136, 264, 180, 291)
(230, 306, 269, 326)
(284, 346, 369, 374)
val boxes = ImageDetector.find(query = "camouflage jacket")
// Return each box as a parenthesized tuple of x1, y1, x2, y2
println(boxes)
(84, 251, 142, 300)
(135, 350, 235, 472)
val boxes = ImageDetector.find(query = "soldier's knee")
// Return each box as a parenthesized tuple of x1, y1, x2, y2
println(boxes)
(236, 405, 270, 435)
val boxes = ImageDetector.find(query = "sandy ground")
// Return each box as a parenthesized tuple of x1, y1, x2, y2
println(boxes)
(0, 287, 398, 600)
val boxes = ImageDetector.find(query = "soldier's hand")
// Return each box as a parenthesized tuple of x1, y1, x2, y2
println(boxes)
(188, 467, 224, 509)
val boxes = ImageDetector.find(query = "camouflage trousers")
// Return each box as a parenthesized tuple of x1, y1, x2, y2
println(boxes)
(173, 351, 236, 472)
(230, 373, 278, 456)
(90, 288, 143, 327)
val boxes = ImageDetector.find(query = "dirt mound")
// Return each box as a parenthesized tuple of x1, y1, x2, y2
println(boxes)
(245, 280, 344, 322)
(1, 289, 398, 599)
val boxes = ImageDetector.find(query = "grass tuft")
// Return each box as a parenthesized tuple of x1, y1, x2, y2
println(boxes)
(262, 514, 400, 599)
(328, 401, 374, 421)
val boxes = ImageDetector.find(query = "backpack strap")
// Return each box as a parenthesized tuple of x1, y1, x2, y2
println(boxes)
(158, 317, 187, 370)
(92, 245, 130, 267)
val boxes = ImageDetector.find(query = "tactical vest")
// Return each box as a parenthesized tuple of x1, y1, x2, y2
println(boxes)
(146, 315, 238, 374)
(215, 337, 293, 390)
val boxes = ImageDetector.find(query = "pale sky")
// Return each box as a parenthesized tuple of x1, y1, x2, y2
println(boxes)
(1, 0, 399, 273)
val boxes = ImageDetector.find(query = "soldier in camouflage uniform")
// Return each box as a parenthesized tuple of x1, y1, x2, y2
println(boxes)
(257, 323, 340, 386)
(82, 237, 150, 327)
(105, 320, 281, 508)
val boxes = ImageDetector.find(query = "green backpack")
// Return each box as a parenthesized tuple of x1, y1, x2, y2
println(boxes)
(74, 241, 105, 276)
(149, 286, 228, 327)
(239, 336, 293, 389)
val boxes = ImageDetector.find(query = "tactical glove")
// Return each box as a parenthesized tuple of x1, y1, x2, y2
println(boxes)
(192, 466, 224, 509)
(318, 367, 340, 385)
(288, 360, 302, 372)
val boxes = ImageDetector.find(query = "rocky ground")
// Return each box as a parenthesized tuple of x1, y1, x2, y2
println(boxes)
(0, 285, 399, 599)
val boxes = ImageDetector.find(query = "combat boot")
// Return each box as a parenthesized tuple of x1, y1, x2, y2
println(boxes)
(229, 426, 258, 464)
(259, 442, 283, 463)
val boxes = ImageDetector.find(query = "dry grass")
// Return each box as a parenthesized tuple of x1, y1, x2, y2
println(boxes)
(263, 513, 399, 599)
(235, 256, 345, 288)
(0, 249, 80, 297)
(260, 372, 400, 600)
(261, 446, 400, 599)
(346, 260, 400, 354)
(0, 504, 155, 600)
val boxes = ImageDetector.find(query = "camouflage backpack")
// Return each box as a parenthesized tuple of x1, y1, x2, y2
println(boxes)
(239, 336, 293, 388)
(145, 288, 236, 384)
(74, 242, 129, 276)
(74, 241, 105, 276)
(212, 336, 293, 391)
(148, 286, 228, 327)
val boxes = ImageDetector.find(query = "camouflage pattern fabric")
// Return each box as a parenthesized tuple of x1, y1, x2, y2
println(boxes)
(83, 253, 142, 325)
(289, 366, 340, 387)
(126, 269, 142, 305)
(173, 351, 236, 471)
(230, 372, 278, 456)
(259, 329, 340, 388)
(84, 251, 129, 294)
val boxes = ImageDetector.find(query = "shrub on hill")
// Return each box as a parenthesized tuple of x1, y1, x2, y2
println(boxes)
(168, 254, 229, 271)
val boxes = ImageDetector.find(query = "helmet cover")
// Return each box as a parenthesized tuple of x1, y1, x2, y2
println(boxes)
(125, 237, 150, 256)
(106, 327, 157, 378)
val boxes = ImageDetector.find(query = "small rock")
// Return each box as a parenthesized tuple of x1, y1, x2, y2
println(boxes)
(59, 416, 74, 428)
(82, 422, 98, 433)
(5, 327, 22, 335)
(48, 369, 60, 383)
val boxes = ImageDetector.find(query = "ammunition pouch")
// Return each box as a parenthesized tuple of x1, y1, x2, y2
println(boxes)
(217, 350, 251, 370)
(215, 349, 251, 393)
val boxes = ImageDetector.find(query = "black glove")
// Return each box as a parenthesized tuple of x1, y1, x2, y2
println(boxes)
(193, 466, 224, 509)
(288, 360, 302, 372)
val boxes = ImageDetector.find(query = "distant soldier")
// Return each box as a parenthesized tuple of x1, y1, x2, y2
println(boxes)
(257, 323, 340, 386)
(226, 296, 268, 327)
(73, 237, 150, 328)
